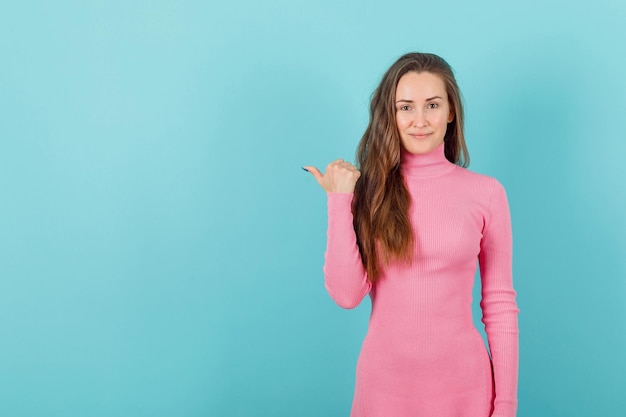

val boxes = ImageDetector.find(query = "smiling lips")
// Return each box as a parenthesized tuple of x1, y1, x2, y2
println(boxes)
(409, 132, 432, 139)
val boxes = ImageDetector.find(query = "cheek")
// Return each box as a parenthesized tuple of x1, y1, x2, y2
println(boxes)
(435, 112, 450, 127)
(396, 113, 410, 129)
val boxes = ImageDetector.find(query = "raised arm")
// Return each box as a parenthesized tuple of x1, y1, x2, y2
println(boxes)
(303, 160, 371, 309)
(478, 179, 520, 417)
(323, 193, 371, 308)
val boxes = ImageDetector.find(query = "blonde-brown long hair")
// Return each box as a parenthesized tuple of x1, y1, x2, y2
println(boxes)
(353, 52, 469, 282)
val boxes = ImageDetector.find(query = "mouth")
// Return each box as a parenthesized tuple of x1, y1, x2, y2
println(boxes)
(409, 133, 432, 140)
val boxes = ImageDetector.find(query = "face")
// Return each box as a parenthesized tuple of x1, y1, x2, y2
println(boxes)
(395, 71, 454, 155)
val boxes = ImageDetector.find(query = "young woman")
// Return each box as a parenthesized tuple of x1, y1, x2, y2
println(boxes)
(304, 53, 519, 417)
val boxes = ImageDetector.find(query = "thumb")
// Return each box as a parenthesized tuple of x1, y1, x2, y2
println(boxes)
(302, 166, 323, 185)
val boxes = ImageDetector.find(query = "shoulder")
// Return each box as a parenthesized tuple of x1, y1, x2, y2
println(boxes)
(450, 166, 506, 196)
(458, 169, 511, 219)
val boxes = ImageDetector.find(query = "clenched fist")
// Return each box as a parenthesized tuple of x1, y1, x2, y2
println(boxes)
(303, 159, 361, 193)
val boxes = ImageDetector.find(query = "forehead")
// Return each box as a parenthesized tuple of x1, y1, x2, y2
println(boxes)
(395, 71, 447, 99)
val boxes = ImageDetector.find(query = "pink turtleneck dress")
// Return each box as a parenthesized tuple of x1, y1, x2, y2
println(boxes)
(323, 141, 519, 417)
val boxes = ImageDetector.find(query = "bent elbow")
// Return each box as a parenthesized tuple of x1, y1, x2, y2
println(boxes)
(324, 282, 367, 309)
(333, 295, 362, 310)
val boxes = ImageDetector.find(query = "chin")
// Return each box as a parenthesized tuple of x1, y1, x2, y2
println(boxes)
(403, 142, 441, 155)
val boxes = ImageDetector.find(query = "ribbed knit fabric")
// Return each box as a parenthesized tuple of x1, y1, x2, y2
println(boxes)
(324, 141, 519, 417)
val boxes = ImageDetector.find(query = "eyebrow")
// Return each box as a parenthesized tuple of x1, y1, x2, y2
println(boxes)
(395, 96, 444, 103)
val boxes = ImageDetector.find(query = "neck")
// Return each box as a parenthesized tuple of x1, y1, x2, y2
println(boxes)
(401, 141, 456, 178)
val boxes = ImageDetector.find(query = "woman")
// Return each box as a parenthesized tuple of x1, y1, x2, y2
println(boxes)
(304, 53, 519, 417)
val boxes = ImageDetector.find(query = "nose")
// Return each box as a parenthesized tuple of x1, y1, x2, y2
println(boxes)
(412, 109, 427, 127)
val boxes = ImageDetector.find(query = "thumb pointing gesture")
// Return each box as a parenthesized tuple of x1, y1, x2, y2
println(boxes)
(302, 165, 323, 186)
(303, 159, 361, 193)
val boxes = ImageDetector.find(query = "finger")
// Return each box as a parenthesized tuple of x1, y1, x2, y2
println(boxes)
(340, 163, 357, 171)
(302, 166, 323, 184)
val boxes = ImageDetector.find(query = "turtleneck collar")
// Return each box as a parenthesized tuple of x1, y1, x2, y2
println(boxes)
(401, 141, 457, 178)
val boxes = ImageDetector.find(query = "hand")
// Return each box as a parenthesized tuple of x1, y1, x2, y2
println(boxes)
(303, 159, 361, 193)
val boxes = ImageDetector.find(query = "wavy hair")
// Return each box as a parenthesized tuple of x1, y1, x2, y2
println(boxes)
(353, 52, 469, 282)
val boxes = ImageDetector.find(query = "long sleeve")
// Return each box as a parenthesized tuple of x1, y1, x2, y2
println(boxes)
(323, 193, 371, 309)
(478, 180, 520, 417)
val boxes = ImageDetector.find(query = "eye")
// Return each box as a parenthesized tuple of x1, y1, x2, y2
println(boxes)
(427, 103, 439, 109)
(398, 105, 411, 111)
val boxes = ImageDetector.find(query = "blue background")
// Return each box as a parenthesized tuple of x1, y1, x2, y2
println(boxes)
(1, 1, 625, 416)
